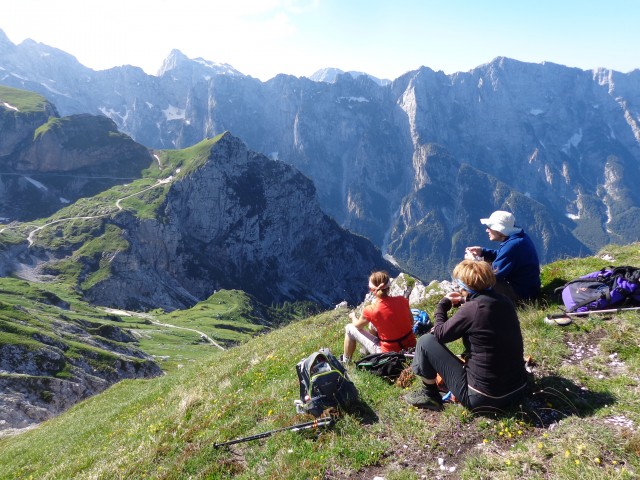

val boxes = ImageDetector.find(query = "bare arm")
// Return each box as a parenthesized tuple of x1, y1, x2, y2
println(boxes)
(349, 310, 369, 329)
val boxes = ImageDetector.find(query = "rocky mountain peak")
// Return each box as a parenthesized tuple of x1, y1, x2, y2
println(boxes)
(157, 49, 244, 78)
(157, 49, 190, 75)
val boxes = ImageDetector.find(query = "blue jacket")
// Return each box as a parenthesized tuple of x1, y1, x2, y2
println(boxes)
(482, 229, 541, 300)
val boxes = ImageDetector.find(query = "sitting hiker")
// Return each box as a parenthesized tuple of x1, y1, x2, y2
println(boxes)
(466, 210, 541, 302)
(341, 271, 416, 364)
(405, 260, 528, 411)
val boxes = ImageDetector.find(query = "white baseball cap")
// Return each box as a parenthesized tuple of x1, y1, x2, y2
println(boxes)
(480, 210, 521, 236)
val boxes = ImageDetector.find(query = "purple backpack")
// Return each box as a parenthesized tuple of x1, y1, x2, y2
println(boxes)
(557, 266, 640, 313)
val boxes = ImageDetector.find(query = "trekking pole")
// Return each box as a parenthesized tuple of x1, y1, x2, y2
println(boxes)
(213, 416, 334, 448)
(544, 306, 640, 325)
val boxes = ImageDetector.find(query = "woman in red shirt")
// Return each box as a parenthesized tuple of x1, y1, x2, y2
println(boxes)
(341, 271, 416, 364)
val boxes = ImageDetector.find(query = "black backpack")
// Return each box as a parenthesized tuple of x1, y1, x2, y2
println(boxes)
(355, 352, 409, 382)
(295, 348, 359, 417)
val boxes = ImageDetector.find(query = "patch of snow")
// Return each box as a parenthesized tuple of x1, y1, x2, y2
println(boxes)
(1, 102, 19, 112)
(193, 58, 242, 76)
(40, 82, 70, 97)
(604, 415, 634, 430)
(100, 107, 124, 121)
(163, 105, 185, 121)
(529, 109, 544, 115)
(566, 213, 580, 220)
(59, 197, 70, 204)
(145, 102, 154, 108)
(338, 96, 369, 103)
(561, 128, 583, 153)
(24, 176, 48, 191)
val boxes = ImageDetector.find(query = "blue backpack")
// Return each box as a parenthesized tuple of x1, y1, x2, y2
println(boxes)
(411, 308, 432, 335)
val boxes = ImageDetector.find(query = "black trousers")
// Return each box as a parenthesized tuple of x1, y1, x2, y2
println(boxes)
(411, 334, 525, 411)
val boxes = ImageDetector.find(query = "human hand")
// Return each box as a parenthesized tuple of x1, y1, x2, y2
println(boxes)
(465, 246, 483, 260)
(445, 291, 464, 307)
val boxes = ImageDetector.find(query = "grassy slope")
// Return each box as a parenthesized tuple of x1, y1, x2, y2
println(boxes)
(0, 85, 50, 113)
(0, 278, 271, 378)
(1, 244, 639, 479)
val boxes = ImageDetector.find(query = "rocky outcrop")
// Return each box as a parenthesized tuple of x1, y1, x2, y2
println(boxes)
(16, 114, 151, 174)
(0, 317, 162, 432)
(0, 87, 58, 158)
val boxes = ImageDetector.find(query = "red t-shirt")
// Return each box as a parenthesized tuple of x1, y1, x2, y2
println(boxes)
(363, 296, 416, 352)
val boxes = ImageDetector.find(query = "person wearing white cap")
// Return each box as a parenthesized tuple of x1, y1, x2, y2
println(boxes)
(466, 210, 540, 302)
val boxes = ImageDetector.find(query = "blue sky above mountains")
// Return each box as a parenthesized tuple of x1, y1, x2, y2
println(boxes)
(2, 0, 638, 81)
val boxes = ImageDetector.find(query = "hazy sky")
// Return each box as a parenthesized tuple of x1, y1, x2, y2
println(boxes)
(2, 0, 638, 81)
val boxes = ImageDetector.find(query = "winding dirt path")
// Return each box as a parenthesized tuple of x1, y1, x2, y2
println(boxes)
(103, 308, 225, 351)
(16, 176, 174, 247)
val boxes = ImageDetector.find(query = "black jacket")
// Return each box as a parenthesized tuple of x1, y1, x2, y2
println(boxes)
(432, 290, 527, 397)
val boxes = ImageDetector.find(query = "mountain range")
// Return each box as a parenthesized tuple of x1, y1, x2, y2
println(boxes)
(1, 28, 639, 281)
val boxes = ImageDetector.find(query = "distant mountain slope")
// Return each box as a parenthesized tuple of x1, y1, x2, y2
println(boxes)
(1, 29, 639, 279)
(0, 132, 393, 310)
(309, 67, 391, 86)
(0, 85, 154, 221)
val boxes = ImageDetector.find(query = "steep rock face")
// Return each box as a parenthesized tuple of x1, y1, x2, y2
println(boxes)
(71, 134, 394, 310)
(0, 89, 58, 158)
(2, 34, 640, 279)
(16, 114, 151, 174)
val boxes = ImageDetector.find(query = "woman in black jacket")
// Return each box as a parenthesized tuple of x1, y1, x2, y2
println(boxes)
(405, 260, 528, 411)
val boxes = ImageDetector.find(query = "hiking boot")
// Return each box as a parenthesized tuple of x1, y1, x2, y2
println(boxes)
(404, 387, 443, 411)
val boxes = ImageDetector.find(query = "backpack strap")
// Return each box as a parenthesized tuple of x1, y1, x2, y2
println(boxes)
(297, 351, 325, 400)
(379, 329, 414, 350)
(567, 289, 611, 313)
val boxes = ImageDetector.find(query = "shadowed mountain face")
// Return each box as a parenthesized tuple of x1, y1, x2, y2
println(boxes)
(1, 30, 639, 279)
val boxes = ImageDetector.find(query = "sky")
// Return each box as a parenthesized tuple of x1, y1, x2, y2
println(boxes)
(1, 0, 638, 82)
